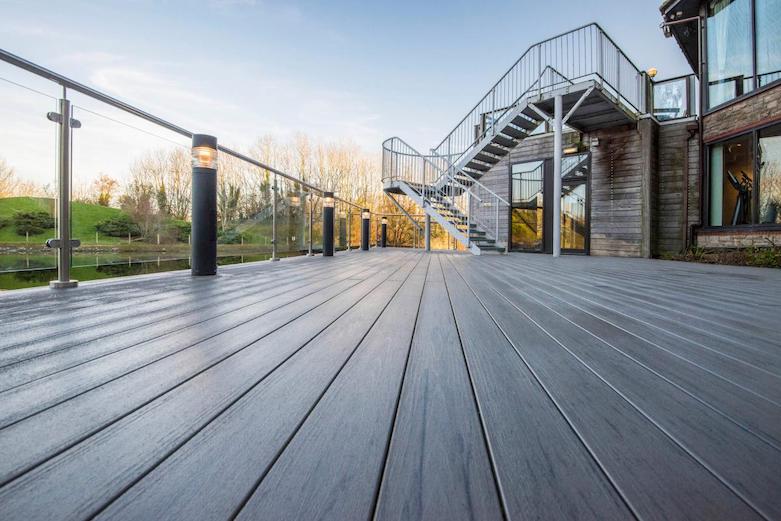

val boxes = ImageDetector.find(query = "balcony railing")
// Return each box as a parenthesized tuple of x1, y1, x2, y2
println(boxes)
(0, 48, 410, 289)
(432, 23, 649, 166)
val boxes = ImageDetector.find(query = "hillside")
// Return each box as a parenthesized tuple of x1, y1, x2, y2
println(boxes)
(0, 197, 126, 245)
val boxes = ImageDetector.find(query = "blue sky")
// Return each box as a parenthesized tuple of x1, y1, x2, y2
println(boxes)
(0, 0, 690, 185)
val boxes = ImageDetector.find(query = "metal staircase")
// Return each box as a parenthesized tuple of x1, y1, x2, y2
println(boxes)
(383, 23, 650, 255)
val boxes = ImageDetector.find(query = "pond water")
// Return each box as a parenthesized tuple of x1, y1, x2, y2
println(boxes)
(0, 251, 308, 290)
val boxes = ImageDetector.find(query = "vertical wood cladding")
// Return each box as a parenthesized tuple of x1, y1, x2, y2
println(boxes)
(656, 119, 701, 255)
(474, 120, 701, 258)
(585, 124, 647, 257)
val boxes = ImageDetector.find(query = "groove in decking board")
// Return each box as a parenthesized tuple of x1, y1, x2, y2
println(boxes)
(0, 253, 409, 483)
(0, 253, 422, 519)
(440, 258, 633, 520)
(373, 255, 504, 521)
(484, 256, 781, 404)
(0, 252, 377, 370)
(0, 254, 397, 420)
(451, 256, 777, 520)
(230, 257, 430, 521)
(478, 257, 781, 446)
(0, 250, 779, 521)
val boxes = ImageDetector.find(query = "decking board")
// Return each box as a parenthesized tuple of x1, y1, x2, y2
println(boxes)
(0, 249, 778, 521)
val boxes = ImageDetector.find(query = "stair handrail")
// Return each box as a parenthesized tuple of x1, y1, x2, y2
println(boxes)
(430, 149, 510, 207)
(432, 23, 647, 165)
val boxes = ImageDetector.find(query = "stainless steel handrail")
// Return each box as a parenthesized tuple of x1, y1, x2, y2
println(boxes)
(0, 47, 359, 209)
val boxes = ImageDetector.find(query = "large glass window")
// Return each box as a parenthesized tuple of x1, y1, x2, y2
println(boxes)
(707, 0, 754, 109)
(709, 124, 781, 227)
(759, 125, 781, 224)
(756, 0, 781, 87)
(709, 134, 755, 225)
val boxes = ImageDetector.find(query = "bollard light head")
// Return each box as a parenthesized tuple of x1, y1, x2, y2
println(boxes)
(362, 209, 370, 220)
(324, 192, 335, 208)
(381, 217, 388, 225)
(192, 134, 218, 170)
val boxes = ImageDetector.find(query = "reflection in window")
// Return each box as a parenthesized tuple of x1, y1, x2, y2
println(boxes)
(709, 134, 754, 225)
(707, 0, 753, 108)
(511, 161, 544, 251)
(561, 183, 587, 250)
(759, 125, 781, 224)
(756, 0, 781, 87)
(654, 78, 690, 120)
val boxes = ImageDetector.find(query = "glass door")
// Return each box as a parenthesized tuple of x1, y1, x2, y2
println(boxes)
(511, 161, 544, 251)
(561, 153, 590, 253)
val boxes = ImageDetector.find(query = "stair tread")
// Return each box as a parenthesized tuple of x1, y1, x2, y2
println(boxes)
(491, 135, 518, 148)
(501, 125, 527, 139)
(474, 152, 501, 164)
(465, 161, 491, 172)
(511, 114, 540, 130)
(483, 144, 509, 156)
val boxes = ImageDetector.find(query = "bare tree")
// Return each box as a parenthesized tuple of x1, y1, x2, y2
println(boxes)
(0, 158, 17, 197)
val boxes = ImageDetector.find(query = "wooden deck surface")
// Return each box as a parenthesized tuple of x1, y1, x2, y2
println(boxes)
(0, 249, 779, 520)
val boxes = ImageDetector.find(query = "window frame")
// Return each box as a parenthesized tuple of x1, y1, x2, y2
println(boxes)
(704, 0, 781, 114)
(704, 120, 781, 230)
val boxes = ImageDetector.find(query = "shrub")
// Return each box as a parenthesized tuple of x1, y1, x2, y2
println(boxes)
(218, 229, 243, 244)
(170, 220, 191, 242)
(0, 217, 9, 230)
(96, 215, 142, 238)
(13, 211, 55, 235)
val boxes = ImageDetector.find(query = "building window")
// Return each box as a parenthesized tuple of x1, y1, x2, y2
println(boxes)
(708, 123, 781, 227)
(756, 0, 781, 87)
(709, 134, 754, 226)
(705, 0, 781, 109)
(759, 124, 781, 223)
(707, 0, 754, 109)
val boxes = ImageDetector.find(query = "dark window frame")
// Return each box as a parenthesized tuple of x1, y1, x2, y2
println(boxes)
(507, 152, 591, 254)
(703, 0, 781, 114)
(704, 119, 781, 229)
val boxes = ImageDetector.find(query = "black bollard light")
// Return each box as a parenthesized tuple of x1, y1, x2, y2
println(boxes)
(323, 192, 335, 257)
(381, 216, 388, 248)
(191, 134, 218, 276)
(361, 208, 370, 251)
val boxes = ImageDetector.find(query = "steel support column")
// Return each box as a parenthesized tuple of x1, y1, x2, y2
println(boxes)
(424, 214, 431, 252)
(553, 94, 563, 258)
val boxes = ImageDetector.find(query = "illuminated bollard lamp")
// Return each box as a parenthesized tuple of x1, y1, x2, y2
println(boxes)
(361, 209, 370, 251)
(322, 192, 335, 257)
(381, 217, 388, 248)
(191, 134, 218, 276)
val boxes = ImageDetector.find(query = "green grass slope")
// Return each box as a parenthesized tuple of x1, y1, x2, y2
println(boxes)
(0, 197, 126, 244)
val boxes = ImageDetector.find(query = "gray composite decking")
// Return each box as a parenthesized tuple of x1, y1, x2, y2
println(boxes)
(0, 249, 779, 520)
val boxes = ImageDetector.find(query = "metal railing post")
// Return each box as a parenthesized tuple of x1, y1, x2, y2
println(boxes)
(308, 194, 314, 256)
(347, 207, 352, 251)
(553, 94, 563, 258)
(466, 192, 471, 248)
(48, 94, 79, 288)
(271, 173, 279, 261)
